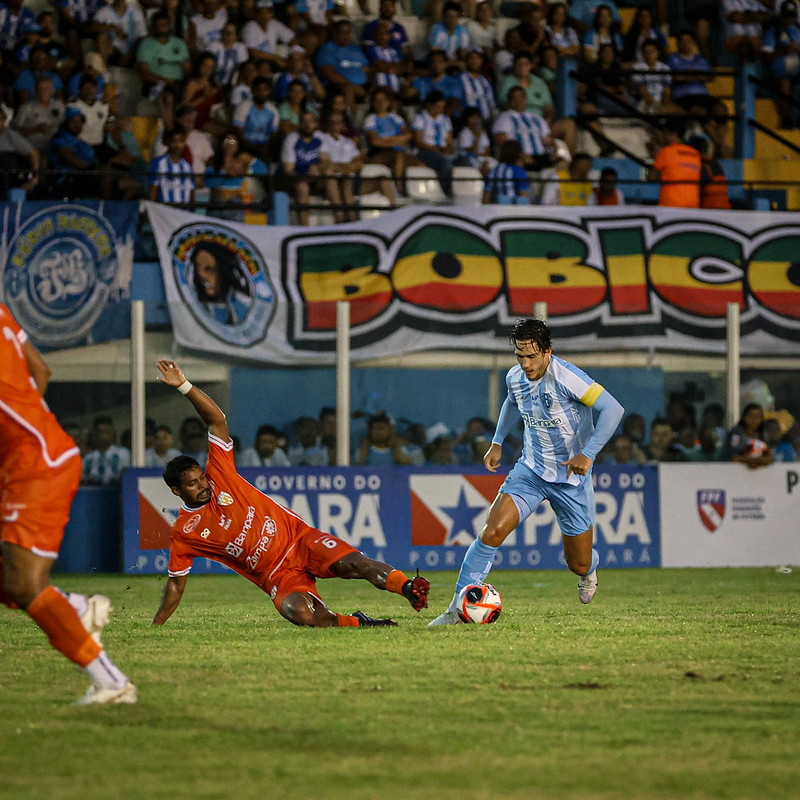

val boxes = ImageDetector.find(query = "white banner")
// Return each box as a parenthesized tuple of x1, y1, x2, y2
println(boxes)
(659, 463, 800, 567)
(147, 202, 800, 365)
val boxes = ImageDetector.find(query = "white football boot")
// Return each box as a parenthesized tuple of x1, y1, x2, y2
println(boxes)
(427, 610, 462, 626)
(577, 570, 598, 604)
(75, 682, 138, 706)
(80, 595, 113, 644)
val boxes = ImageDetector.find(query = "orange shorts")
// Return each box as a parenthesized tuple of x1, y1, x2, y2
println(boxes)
(0, 448, 81, 558)
(260, 527, 359, 612)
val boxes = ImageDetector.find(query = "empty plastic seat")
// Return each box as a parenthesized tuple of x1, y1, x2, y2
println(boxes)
(451, 165, 484, 206)
(405, 165, 448, 204)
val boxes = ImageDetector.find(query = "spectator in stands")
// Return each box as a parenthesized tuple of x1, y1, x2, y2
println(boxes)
(620, 413, 647, 462)
(764, 414, 797, 462)
(206, 129, 268, 220)
(188, 0, 228, 55)
(231, 59, 258, 105)
(15, 45, 64, 106)
(47, 108, 99, 197)
(426, 434, 459, 465)
(318, 406, 336, 463)
(149, 126, 195, 205)
(605, 434, 642, 466)
(154, 103, 215, 181)
(315, 20, 368, 112)
(412, 89, 457, 195)
(483, 139, 529, 203)
(686, 424, 723, 461)
(320, 90, 358, 142)
(456, 105, 494, 173)
(452, 416, 492, 463)
(273, 46, 325, 103)
(242, 0, 295, 70)
(90, 0, 147, 68)
(36, 11, 71, 75)
(56, 0, 100, 65)
(621, 7, 666, 66)
(363, 86, 415, 196)
(181, 52, 225, 133)
(492, 85, 553, 170)
(295, 0, 336, 55)
(209, 21, 250, 90)
(761, 1, 800, 129)
(648, 122, 702, 208)
(279, 78, 316, 135)
(145, 425, 182, 468)
(82, 415, 131, 484)
(546, 3, 581, 59)
(232, 75, 279, 161)
(103, 114, 148, 199)
(281, 108, 325, 225)
(413, 48, 461, 107)
(540, 151, 593, 205)
(428, 1, 472, 66)
(0, 0, 37, 56)
(66, 52, 108, 104)
(458, 47, 495, 121)
(0, 105, 39, 197)
(320, 110, 363, 222)
(14, 19, 41, 71)
(666, 30, 718, 117)
(67, 74, 110, 153)
(356, 413, 413, 466)
(13, 74, 64, 159)
(631, 38, 673, 114)
(587, 166, 625, 205)
(644, 416, 687, 463)
(681, 1, 719, 62)
(240, 424, 291, 466)
(287, 416, 329, 465)
(581, 4, 623, 64)
(362, 0, 410, 60)
(700, 402, 727, 446)
(365, 20, 408, 97)
(688, 135, 732, 209)
(722, 403, 773, 468)
(722, 0, 770, 61)
(568, 0, 622, 35)
(505, 4, 549, 60)
(136, 11, 191, 105)
(467, 1, 503, 56)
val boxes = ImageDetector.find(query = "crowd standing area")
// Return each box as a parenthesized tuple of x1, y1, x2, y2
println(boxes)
(1, 0, 799, 215)
(72, 389, 800, 485)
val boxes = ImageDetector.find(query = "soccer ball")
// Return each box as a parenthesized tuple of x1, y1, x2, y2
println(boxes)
(456, 583, 502, 624)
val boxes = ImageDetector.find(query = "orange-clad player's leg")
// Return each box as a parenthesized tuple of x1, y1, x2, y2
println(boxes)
(266, 529, 430, 628)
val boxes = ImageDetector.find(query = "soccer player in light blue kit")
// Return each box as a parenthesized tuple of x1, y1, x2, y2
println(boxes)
(429, 318, 625, 625)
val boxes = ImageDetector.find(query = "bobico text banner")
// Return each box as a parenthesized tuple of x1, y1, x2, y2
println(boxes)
(147, 202, 800, 365)
(122, 464, 659, 575)
(0, 201, 137, 349)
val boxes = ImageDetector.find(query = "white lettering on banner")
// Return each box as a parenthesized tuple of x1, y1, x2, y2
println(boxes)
(259, 474, 348, 492)
(154, 553, 168, 571)
(353, 474, 382, 490)
(595, 492, 651, 545)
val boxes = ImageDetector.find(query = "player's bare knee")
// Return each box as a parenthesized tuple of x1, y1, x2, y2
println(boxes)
(480, 524, 506, 548)
(566, 556, 591, 576)
(280, 595, 314, 626)
(329, 551, 366, 580)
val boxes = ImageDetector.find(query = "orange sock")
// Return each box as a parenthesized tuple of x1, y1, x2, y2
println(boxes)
(336, 613, 360, 627)
(385, 569, 408, 595)
(26, 586, 101, 667)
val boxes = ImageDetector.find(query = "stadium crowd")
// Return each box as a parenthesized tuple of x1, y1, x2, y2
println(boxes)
(0, 0, 798, 215)
(71, 389, 800, 485)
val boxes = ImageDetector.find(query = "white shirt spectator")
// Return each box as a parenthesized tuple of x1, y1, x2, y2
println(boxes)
(428, 21, 471, 59)
(631, 57, 671, 107)
(412, 108, 453, 149)
(239, 446, 291, 466)
(242, 18, 294, 57)
(321, 130, 359, 165)
(208, 39, 249, 86)
(191, 7, 228, 51)
(68, 98, 109, 146)
(722, 0, 769, 39)
(144, 447, 182, 468)
(93, 3, 147, 55)
(492, 109, 551, 156)
(83, 445, 131, 484)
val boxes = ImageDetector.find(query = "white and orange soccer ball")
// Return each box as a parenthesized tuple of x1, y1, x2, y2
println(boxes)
(456, 583, 502, 624)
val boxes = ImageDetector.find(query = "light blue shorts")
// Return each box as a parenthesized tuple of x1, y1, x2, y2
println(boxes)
(499, 460, 594, 537)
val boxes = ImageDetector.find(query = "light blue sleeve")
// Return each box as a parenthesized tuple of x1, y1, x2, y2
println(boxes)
(491, 396, 521, 445)
(580, 390, 624, 460)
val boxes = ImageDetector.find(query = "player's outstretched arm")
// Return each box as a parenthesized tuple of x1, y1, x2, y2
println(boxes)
(152, 575, 187, 625)
(156, 359, 230, 443)
(22, 339, 51, 394)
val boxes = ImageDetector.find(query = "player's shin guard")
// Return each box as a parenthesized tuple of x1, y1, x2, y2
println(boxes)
(449, 538, 498, 612)
(584, 548, 599, 576)
(26, 585, 101, 667)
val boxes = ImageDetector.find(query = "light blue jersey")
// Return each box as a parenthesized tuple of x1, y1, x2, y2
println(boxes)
(497, 355, 608, 486)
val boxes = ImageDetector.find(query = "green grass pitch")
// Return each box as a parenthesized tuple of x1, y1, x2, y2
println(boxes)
(1, 568, 799, 800)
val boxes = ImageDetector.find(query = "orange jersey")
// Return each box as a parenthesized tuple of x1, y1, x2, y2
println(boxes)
(0, 303, 78, 467)
(653, 143, 701, 208)
(167, 434, 320, 589)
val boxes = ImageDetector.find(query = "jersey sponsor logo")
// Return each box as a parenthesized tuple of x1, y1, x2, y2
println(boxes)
(168, 222, 275, 347)
(2, 509, 20, 522)
(520, 410, 561, 429)
(200, 527, 211, 539)
(697, 489, 726, 532)
(183, 513, 202, 532)
(218, 490, 234, 506)
(3, 205, 131, 347)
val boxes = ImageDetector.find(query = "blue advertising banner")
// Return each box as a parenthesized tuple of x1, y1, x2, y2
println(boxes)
(123, 464, 660, 575)
(0, 201, 138, 349)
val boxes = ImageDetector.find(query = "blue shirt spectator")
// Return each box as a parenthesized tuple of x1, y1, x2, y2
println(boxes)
(0, 1, 37, 51)
(315, 21, 368, 86)
(428, 1, 471, 60)
(232, 76, 280, 145)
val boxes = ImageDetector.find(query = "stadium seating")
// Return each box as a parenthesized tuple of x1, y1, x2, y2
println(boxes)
(451, 166, 484, 206)
(405, 165, 449, 204)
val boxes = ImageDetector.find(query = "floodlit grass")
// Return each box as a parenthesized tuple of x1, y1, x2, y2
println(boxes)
(1, 568, 799, 800)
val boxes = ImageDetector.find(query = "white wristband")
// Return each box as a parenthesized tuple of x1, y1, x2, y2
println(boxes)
(177, 380, 193, 395)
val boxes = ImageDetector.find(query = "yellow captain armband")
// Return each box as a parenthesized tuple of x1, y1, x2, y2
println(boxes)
(580, 382, 604, 407)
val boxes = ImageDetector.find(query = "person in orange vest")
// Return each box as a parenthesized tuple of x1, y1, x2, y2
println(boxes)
(648, 122, 702, 208)
(587, 166, 626, 205)
(687, 135, 732, 209)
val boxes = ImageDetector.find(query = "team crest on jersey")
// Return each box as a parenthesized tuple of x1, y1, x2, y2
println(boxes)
(200, 528, 211, 539)
(697, 490, 726, 532)
(218, 491, 234, 506)
(168, 223, 275, 347)
(183, 513, 202, 533)
(540, 392, 553, 409)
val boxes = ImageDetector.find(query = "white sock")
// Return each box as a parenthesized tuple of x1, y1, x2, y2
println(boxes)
(64, 591, 89, 618)
(84, 652, 128, 690)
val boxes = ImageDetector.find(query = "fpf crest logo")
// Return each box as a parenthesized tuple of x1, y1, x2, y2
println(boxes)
(697, 490, 726, 532)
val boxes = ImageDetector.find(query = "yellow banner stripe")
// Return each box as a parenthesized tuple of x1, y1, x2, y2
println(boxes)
(749, 261, 800, 293)
(393, 253, 502, 291)
(580, 382, 604, 407)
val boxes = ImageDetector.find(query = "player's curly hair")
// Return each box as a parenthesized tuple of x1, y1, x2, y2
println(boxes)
(163, 455, 202, 489)
(509, 318, 551, 352)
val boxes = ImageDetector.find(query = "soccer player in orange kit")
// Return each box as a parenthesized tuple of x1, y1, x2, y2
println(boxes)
(152, 359, 430, 628)
(0, 303, 136, 705)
